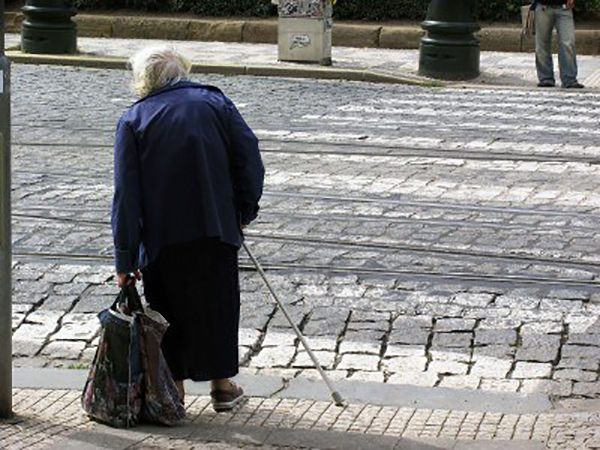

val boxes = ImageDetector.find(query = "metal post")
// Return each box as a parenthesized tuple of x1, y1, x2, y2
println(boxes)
(22, 0, 77, 54)
(0, 0, 13, 419)
(418, 0, 480, 80)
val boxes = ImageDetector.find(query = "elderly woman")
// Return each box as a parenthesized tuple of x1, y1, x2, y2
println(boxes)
(111, 46, 264, 411)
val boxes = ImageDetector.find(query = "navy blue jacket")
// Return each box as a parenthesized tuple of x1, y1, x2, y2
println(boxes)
(111, 81, 264, 274)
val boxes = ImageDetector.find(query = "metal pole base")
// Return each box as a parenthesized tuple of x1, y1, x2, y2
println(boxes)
(21, 1, 77, 54)
(418, 42, 480, 81)
(21, 27, 77, 54)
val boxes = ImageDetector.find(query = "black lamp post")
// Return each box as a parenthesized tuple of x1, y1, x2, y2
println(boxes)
(21, 0, 77, 54)
(418, 0, 481, 81)
(0, 0, 13, 420)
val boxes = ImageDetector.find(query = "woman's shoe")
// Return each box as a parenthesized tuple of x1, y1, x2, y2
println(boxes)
(210, 382, 244, 412)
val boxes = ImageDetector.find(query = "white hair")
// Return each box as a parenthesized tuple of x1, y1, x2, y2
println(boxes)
(129, 45, 192, 97)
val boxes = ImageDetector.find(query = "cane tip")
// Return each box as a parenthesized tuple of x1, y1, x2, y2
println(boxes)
(332, 392, 345, 407)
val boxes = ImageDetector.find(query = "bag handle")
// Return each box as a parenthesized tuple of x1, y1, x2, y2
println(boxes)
(112, 281, 144, 315)
(124, 282, 144, 313)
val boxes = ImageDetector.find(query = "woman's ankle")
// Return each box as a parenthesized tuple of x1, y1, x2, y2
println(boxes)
(175, 380, 185, 400)
(211, 378, 233, 391)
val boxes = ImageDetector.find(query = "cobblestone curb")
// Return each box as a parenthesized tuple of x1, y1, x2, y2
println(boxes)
(5, 51, 440, 87)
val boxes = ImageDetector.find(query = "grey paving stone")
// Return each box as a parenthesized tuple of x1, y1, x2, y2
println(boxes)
(337, 354, 380, 371)
(347, 321, 388, 332)
(516, 344, 561, 363)
(512, 362, 552, 379)
(71, 295, 114, 313)
(250, 346, 296, 368)
(553, 369, 597, 382)
(540, 298, 584, 312)
(470, 359, 512, 378)
(383, 356, 428, 373)
(311, 307, 351, 321)
(521, 321, 563, 334)
(269, 307, 309, 329)
(566, 333, 600, 346)
(520, 379, 573, 397)
(431, 333, 472, 349)
(12, 291, 47, 305)
(427, 360, 469, 375)
(389, 329, 430, 346)
(472, 345, 515, 360)
(547, 289, 591, 301)
(561, 345, 600, 359)
(339, 340, 380, 355)
(557, 357, 599, 371)
(572, 382, 600, 397)
(521, 335, 562, 348)
(12, 339, 47, 357)
(495, 293, 541, 310)
(303, 318, 346, 336)
(38, 295, 79, 312)
(52, 283, 91, 296)
(393, 315, 434, 330)
(474, 329, 518, 346)
(40, 340, 87, 360)
(240, 305, 275, 330)
(52, 313, 99, 341)
(344, 329, 386, 342)
(434, 319, 477, 332)
(351, 310, 390, 322)
(451, 293, 495, 307)
(516, 335, 561, 363)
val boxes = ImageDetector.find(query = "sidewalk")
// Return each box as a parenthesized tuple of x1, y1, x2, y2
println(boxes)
(3, 358, 600, 450)
(3, 368, 600, 449)
(4, 33, 600, 89)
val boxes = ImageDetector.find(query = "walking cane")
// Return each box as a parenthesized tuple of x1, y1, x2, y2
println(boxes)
(243, 242, 345, 407)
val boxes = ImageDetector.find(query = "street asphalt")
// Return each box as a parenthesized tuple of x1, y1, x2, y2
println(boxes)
(2, 24, 600, 449)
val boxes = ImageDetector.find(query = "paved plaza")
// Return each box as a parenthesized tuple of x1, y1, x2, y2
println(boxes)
(2, 30, 600, 449)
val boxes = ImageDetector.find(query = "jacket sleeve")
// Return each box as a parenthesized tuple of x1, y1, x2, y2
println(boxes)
(111, 118, 143, 274)
(224, 97, 265, 225)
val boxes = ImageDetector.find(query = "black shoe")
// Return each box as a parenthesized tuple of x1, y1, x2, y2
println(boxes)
(565, 82, 585, 89)
(537, 80, 555, 88)
(211, 383, 244, 412)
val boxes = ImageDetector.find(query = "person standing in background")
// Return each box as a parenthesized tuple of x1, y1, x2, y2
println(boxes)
(534, 0, 584, 88)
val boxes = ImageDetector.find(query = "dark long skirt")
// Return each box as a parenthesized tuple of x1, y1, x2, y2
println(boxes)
(142, 238, 240, 382)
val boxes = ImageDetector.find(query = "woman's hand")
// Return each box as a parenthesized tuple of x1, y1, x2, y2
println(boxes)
(117, 270, 142, 288)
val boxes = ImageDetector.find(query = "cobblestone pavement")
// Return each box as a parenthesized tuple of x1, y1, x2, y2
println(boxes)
(4, 61, 600, 447)
(5, 33, 600, 89)
(2, 389, 600, 449)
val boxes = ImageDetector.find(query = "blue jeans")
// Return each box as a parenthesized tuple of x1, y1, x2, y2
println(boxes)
(535, 4, 579, 86)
